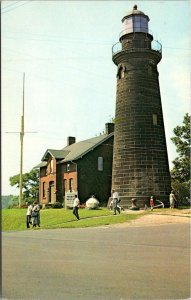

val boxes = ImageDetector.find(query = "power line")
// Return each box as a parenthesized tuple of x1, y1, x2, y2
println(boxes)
(163, 46, 191, 51)
(2, 29, 190, 51)
(1, 1, 22, 10)
(1, 1, 31, 14)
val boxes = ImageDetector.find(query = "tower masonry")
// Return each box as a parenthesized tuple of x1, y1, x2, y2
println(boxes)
(111, 5, 171, 207)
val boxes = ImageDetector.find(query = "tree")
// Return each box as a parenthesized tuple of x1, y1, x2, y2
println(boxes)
(9, 169, 39, 205)
(1, 195, 17, 209)
(170, 113, 190, 204)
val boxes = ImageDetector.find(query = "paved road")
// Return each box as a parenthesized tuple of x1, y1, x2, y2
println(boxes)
(2, 223, 190, 300)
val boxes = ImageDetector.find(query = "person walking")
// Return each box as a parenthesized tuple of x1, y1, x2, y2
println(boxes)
(73, 195, 80, 220)
(26, 202, 33, 228)
(112, 189, 120, 215)
(169, 190, 176, 208)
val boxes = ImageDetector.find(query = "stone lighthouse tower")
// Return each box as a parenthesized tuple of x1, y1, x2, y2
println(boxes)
(111, 5, 171, 207)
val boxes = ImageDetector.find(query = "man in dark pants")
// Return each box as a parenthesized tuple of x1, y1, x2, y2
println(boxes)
(112, 189, 121, 215)
(73, 195, 80, 220)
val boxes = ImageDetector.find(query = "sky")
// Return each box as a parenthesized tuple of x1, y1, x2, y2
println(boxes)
(2, 0, 190, 195)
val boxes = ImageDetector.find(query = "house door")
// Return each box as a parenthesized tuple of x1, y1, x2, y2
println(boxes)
(49, 181, 54, 203)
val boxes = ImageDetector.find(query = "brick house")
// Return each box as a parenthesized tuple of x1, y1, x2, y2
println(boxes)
(35, 123, 114, 206)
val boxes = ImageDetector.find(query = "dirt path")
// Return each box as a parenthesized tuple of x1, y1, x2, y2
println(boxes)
(110, 209, 191, 228)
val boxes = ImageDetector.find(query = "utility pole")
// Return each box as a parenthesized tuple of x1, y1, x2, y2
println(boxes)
(19, 72, 25, 208)
(6, 73, 37, 208)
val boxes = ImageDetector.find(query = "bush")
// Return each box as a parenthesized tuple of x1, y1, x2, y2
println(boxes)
(52, 202, 63, 209)
(171, 180, 190, 206)
(43, 204, 52, 209)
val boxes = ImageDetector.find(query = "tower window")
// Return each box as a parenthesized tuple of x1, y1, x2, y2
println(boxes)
(120, 68, 125, 79)
(67, 164, 70, 172)
(152, 114, 158, 125)
(148, 65, 152, 75)
(117, 65, 125, 79)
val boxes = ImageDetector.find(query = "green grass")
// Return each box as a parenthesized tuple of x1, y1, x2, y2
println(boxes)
(2, 208, 141, 231)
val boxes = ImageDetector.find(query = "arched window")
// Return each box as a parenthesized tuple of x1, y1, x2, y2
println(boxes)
(117, 65, 126, 79)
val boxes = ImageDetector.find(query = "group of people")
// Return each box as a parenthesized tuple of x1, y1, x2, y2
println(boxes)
(148, 191, 177, 210)
(26, 190, 177, 227)
(26, 195, 81, 226)
(110, 190, 177, 212)
(73, 191, 123, 220)
(26, 201, 41, 228)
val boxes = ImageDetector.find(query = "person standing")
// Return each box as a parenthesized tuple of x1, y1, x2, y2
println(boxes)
(26, 202, 33, 228)
(150, 196, 154, 211)
(73, 195, 80, 220)
(169, 191, 176, 209)
(112, 189, 120, 215)
(32, 201, 41, 227)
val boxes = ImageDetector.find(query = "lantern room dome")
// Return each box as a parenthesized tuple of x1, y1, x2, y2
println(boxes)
(122, 5, 149, 22)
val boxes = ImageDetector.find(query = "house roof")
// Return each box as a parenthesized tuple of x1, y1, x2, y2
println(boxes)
(34, 161, 47, 169)
(59, 132, 114, 163)
(41, 149, 70, 161)
(35, 132, 114, 168)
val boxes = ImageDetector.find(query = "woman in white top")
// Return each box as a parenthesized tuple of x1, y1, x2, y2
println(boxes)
(169, 191, 176, 208)
(26, 202, 33, 228)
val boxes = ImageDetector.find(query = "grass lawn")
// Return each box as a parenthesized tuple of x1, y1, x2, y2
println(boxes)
(2, 208, 142, 231)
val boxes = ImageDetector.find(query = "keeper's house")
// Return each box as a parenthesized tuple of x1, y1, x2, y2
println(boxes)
(35, 123, 114, 206)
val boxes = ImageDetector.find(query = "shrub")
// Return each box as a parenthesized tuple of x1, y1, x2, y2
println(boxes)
(43, 204, 52, 209)
(52, 202, 63, 209)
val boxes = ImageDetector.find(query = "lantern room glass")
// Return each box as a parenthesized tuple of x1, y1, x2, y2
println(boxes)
(122, 15, 148, 34)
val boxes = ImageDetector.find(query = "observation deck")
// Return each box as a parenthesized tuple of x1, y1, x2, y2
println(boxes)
(112, 39, 162, 56)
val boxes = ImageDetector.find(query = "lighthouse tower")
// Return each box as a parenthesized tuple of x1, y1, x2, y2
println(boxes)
(111, 5, 171, 207)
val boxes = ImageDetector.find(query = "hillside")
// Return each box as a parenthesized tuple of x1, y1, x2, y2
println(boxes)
(1, 195, 16, 208)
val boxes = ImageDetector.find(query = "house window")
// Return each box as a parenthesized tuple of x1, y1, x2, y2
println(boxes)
(152, 114, 158, 125)
(50, 159, 53, 173)
(63, 179, 67, 191)
(69, 178, 73, 192)
(98, 157, 103, 171)
(42, 182, 45, 198)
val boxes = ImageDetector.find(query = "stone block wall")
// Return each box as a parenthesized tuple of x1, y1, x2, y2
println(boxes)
(112, 45, 171, 208)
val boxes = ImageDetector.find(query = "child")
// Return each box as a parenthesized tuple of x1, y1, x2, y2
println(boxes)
(150, 196, 154, 211)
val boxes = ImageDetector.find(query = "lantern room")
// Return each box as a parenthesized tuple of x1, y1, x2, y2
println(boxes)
(121, 5, 149, 37)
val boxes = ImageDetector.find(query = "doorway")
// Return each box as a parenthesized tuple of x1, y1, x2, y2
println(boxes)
(49, 181, 54, 203)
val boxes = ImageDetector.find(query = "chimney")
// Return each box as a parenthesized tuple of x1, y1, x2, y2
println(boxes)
(67, 136, 76, 146)
(105, 123, 114, 135)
